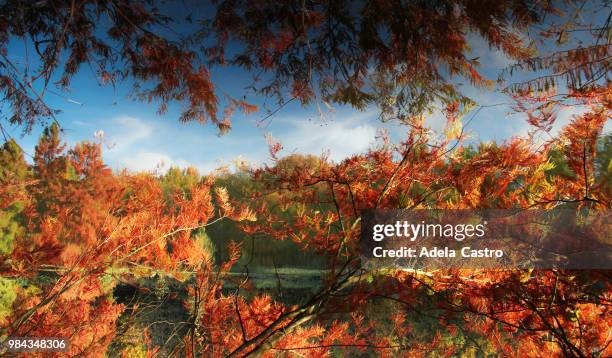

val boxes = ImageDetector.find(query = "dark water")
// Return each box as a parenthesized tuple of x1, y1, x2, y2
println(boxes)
(222, 271, 325, 304)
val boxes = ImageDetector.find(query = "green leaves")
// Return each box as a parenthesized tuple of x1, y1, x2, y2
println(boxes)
(0, 277, 17, 326)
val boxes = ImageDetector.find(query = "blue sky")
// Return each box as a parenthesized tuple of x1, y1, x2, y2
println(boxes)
(3, 24, 606, 174)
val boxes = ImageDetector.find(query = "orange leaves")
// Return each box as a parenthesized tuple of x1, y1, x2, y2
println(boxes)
(2, 84, 611, 358)
(447, 139, 550, 207)
(560, 109, 608, 179)
(290, 81, 314, 103)
(223, 240, 242, 271)
(68, 142, 110, 178)
(179, 184, 214, 225)
(215, 186, 232, 217)
(261, 30, 295, 53)
(265, 133, 283, 160)
(2, 3, 609, 357)
(444, 101, 463, 140)
(134, 37, 222, 130)
(170, 234, 208, 268)
(242, 294, 284, 330)
(59, 243, 83, 266)
(6, 273, 124, 358)
(0, 128, 264, 356)
(269, 319, 369, 357)
(234, 104, 610, 355)
(188, 287, 289, 356)
(511, 88, 578, 134)
(570, 303, 612, 356)
(214, 185, 257, 222)
(221, 98, 259, 133)
(237, 100, 258, 115)
(234, 206, 257, 222)
(1, 0, 568, 136)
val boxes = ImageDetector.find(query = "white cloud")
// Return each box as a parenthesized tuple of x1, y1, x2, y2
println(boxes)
(107, 115, 153, 151)
(101, 115, 167, 172)
(96, 114, 261, 174)
(275, 109, 379, 162)
(116, 150, 233, 174)
(119, 150, 173, 172)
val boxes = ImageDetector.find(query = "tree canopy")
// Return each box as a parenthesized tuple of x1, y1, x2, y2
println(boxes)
(4, 0, 608, 134)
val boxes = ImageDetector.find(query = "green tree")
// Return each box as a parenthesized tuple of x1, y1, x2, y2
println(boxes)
(0, 139, 30, 255)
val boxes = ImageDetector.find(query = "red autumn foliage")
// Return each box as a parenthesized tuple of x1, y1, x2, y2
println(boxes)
(0, 1, 610, 356)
